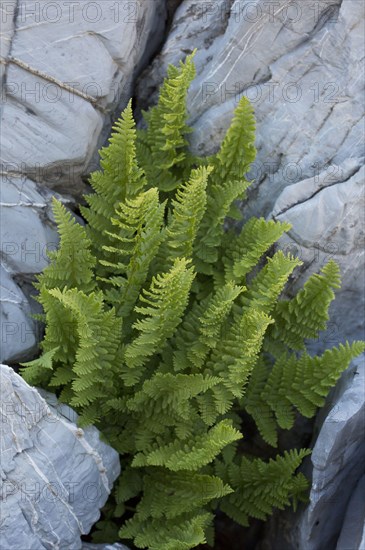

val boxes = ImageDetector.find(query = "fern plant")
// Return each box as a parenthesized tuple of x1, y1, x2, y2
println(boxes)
(21, 50, 364, 550)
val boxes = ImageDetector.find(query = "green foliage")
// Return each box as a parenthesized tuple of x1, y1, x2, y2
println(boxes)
(268, 260, 342, 350)
(216, 448, 311, 526)
(21, 51, 365, 549)
(244, 341, 365, 447)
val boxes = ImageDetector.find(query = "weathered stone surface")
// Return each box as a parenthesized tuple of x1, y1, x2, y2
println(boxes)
(336, 474, 365, 550)
(259, 354, 365, 550)
(136, 0, 232, 114)
(1, 175, 59, 275)
(0, 1, 16, 85)
(0, 364, 120, 549)
(135, 0, 365, 341)
(297, 353, 365, 549)
(1, 0, 166, 192)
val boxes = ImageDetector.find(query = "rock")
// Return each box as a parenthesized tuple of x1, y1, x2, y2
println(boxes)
(0, 0, 167, 364)
(336, 475, 365, 550)
(0, 175, 74, 363)
(0, 0, 16, 85)
(0, 364, 120, 549)
(138, 0, 363, 197)
(135, 0, 365, 340)
(0, 175, 59, 275)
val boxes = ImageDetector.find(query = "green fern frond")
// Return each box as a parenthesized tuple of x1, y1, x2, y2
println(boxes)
(195, 96, 256, 269)
(102, 188, 166, 319)
(214, 95, 256, 183)
(132, 419, 242, 471)
(157, 166, 212, 271)
(245, 341, 365, 445)
(182, 282, 245, 370)
(36, 198, 96, 293)
(120, 511, 212, 550)
(243, 251, 302, 314)
(45, 288, 122, 410)
(286, 341, 365, 417)
(138, 51, 197, 192)
(219, 448, 310, 526)
(81, 100, 146, 270)
(223, 217, 292, 282)
(269, 260, 341, 350)
(137, 471, 232, 520)
(115, 465, 143, 505)
(195, 178, 251, 270)
(209, 309, 274, 399)
(20, 346, 59, 386)
(127, 373, 222, 413)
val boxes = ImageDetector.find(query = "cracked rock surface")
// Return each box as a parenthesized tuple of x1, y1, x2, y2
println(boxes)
(0, 263, 38, 364)
(0, 0, 167, 364)
(298, 353, 365, 549)
(0, 175, 61, 363)
(0, 364, 120, 549)
(1, 0, 166, 190)
(336, 474, 365, 550)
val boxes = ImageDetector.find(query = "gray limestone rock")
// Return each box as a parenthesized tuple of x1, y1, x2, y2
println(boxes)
(0, 364, 120, 549)
(0, 175, 59, 276)
(0, 264, 38, 363)
(271, 160, 365, 345)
